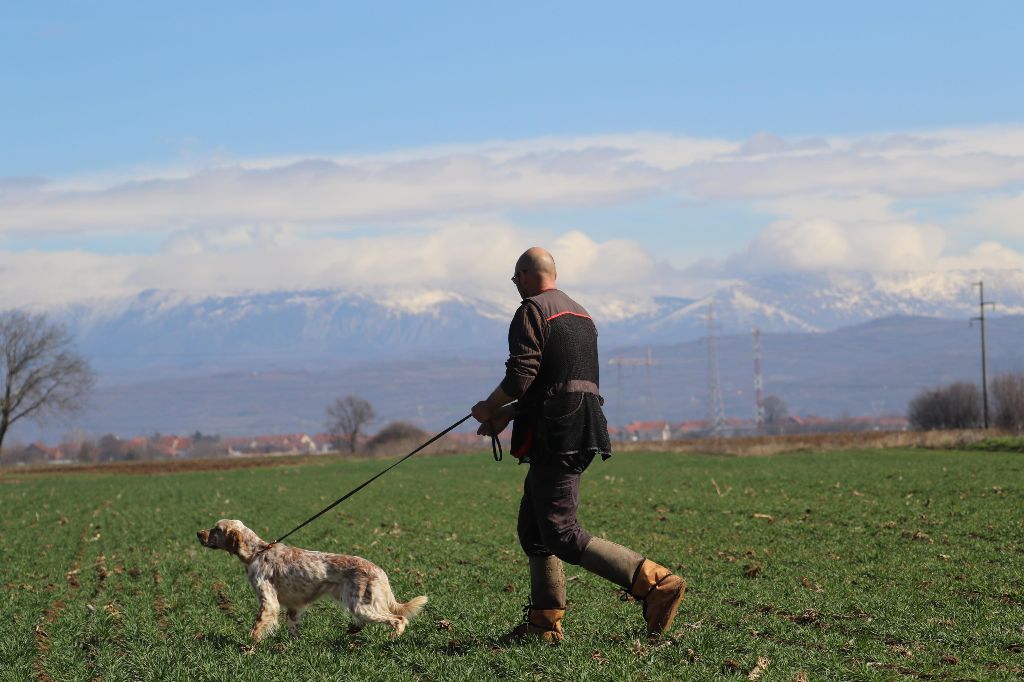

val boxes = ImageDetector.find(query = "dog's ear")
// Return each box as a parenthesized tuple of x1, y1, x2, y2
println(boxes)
(225, 528, 242, 555)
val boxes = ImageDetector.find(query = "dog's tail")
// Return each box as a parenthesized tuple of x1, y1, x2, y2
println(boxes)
(392, 595, 428, 619)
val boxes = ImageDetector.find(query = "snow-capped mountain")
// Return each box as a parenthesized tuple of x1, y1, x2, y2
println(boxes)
(12, 269, 1024, 442)
(59, 288, 514, 375)
(53, 269, 1024, 375)
(701, 270, 1024, 332)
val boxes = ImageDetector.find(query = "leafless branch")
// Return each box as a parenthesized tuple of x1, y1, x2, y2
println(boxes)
(325, 395, 376, 454)
(0, 310, 95, 455)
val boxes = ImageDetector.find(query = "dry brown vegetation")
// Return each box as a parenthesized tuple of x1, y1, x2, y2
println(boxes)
(616, 428, 999, 457)
(2, 428, 1010, 478)
(0, 434, 479, 477)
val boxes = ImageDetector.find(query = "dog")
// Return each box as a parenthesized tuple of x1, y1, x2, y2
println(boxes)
(196, 519, 427, 641)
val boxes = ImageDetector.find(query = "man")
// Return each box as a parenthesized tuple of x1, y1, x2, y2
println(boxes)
(471, 246, 686, 642)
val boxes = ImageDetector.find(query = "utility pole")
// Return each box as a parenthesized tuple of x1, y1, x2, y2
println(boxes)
(643, 347, 656, 418)
(608, 349, 658, 439)
(971, 281, 996, 428)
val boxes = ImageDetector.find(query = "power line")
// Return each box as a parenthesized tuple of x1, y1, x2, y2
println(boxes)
(608, 348, 657, 435)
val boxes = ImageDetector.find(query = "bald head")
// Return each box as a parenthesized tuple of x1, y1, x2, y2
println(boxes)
(512, 247, 557, 297)
(516, 247, 556, 277)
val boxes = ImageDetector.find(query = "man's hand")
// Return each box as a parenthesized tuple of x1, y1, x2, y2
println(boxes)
(472, 389, 516, 445)
(477, 414, 512, 437)
(471, 400, 495, 423)
(471, 385, 516, 424)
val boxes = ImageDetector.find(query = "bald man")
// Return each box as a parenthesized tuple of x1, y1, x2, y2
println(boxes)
(472, 247, 686, 643)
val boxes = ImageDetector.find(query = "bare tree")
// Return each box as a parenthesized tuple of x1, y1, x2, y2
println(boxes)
(991, 372, 1024, 432)
(907, 382, 980, 430)
(76, 439, 98, 463)
(0, 311, 95, 453)
(326, 395, 375, 453)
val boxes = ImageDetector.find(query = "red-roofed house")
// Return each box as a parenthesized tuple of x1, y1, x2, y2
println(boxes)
(150, 435, 193, 458)
(623, 420, 673, 441)
(225, 433, 317, 456)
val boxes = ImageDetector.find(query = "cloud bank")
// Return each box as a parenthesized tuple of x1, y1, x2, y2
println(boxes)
(2, 126, 1023, 306)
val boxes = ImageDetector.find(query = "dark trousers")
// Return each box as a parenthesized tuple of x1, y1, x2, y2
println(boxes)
(517, 461, 594, 565)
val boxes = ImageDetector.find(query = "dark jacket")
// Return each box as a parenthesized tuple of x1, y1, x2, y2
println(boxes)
(499, 289, 611, 468)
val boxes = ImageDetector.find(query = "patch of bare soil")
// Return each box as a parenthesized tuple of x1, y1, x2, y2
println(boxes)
(213, 581, 235, 616)
(34, 600, 66, 681)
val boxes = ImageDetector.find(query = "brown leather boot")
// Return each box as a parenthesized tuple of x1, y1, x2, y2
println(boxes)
(630, 559, 686, 636)
(501, 604, 565, 643)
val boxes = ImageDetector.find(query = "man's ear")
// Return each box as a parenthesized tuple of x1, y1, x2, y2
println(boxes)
(225, 528, 241, 555)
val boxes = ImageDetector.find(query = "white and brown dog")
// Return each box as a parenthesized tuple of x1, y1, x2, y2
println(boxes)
(197, 519, 427, 641)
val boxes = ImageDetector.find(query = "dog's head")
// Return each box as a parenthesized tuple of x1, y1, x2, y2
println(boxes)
(196, 519, 249, 558)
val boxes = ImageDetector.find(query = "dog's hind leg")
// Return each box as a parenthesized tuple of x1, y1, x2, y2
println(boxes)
(327, 583, 364, 635)
(348, 600, 406, 638)
(389, 616, 407, 638)
(286, 606, 305, 637)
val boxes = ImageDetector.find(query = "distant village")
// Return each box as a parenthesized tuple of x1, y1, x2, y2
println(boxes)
(3, 413, 909, 467)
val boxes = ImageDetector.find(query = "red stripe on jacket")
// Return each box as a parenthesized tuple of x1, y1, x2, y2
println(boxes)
(545, 311, 592, 322)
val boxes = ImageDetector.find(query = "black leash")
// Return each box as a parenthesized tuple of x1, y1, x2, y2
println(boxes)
(272, 412, 503, 545)
(491, 427, 503, 461)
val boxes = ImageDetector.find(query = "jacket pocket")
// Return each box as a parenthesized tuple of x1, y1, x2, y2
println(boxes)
(541, 393, 585, 458)
(542, 392, 584, 421)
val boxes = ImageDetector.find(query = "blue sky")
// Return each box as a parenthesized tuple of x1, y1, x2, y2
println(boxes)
(2, 2, 1023, 306)
(5, 2, 1021, 174)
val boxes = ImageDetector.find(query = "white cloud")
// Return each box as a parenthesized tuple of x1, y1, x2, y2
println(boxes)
(738, 132, 831, 156)
(6, 125, 1024, 238)
(728, 219, 947, 274)
(0, 224, 700, 308)
(163, 223, 301, 256)
(917, 125, 1024, 159)
(938, 241, 1024, 270)
(756, 192, 899, 223)
(4, 125, 1024, 305)
(681, 148, 1024, 200)
(551, 230, 660, 286)
(0, 139, 694, 235)
(966, 191, 1024, 238)
(0, 250, 139, 308)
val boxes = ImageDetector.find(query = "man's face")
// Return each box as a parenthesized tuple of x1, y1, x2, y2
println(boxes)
(511, 264, 534, 299)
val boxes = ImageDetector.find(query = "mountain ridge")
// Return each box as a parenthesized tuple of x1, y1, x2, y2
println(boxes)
(46, 268, 1024, 376)
(12, 312, 1024, 444)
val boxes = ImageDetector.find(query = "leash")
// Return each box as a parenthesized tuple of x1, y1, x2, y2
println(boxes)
(272, 411, 505, 545)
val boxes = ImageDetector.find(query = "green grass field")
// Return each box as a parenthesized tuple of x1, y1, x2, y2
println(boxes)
(2, 448, 1022, 681)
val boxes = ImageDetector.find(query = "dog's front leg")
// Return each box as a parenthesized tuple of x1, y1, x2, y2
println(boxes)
(249, 580, 280, 642)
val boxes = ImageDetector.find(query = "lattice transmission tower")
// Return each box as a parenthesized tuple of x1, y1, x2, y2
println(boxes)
(752, 327, 765, 430)
(706, 304, 726, 437)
